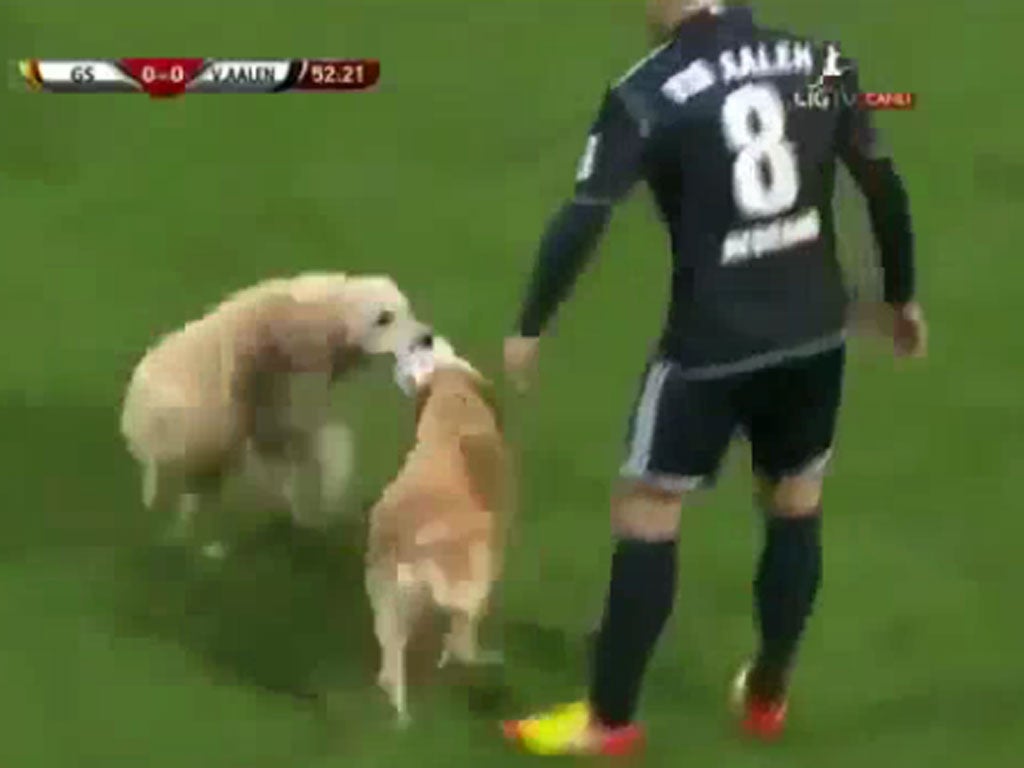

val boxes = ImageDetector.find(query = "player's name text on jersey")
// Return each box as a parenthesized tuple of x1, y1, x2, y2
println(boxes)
(722, 207, 821, 266)
(662, 41, 814, 104)
(661, 60, 717, 105)
(720, 41, 814, 85)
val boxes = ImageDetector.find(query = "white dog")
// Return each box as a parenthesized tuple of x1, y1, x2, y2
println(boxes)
(120, 272, 431, 553)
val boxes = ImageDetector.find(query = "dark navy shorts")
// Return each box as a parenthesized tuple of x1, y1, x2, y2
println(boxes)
(620, 346, 846, 492)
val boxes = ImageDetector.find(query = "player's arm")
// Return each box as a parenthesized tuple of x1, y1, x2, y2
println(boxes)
(837, 68, 915, 306)
(515, 88, 646, 337)
(838, 63, 926, 357)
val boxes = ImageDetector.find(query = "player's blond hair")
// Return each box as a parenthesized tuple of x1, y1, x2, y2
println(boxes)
(647, 0, 724, 43)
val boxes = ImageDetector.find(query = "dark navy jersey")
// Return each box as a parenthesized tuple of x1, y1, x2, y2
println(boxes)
(573, 5, 888, 374)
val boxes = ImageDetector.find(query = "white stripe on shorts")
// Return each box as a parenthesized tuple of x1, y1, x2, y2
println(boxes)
(621, 360, 672, 477)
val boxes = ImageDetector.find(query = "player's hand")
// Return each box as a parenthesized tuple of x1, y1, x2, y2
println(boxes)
(892, 302, 928, 359)
(504, 336, 540, 393)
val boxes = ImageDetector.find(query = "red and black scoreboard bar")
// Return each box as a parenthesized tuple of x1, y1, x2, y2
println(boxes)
(17, 58, 380, 97)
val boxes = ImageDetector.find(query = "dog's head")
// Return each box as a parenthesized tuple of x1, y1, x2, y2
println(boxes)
(336, 275, 431, 356)
(417, 368, 503, 440)
(394, 337, 502, 436)
(285, 272, 430, 358)
(394, 337, 506, 511)
(238, 273, 427, 381)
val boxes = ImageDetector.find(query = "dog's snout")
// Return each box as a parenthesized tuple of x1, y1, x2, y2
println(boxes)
(415, 331, 434, 350)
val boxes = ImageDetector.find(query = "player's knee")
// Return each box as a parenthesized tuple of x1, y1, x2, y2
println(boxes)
(763, 475, 823, 517)
(611, 481, 686, 540)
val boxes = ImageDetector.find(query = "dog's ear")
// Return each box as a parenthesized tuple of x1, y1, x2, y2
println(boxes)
(459, 430, 506, 512)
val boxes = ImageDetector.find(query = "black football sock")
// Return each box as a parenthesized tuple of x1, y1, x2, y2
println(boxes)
(590, 538, 677, 727)
(752, 511, 823, 701)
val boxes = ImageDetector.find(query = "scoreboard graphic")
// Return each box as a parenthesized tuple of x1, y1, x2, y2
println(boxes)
(16, 58, 380, 97)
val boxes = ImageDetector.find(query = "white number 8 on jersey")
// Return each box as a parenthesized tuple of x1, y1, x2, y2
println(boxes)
(721, 83, 800, 219)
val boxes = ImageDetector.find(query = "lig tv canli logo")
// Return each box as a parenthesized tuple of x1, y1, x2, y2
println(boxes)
(795, 43, 916, 111)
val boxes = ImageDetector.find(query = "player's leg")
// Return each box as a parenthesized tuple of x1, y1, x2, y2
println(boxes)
(737, 346, 846, 736)
(504, 359, 737, 754)
(589, 361, 736, 731)
(585, 481, 686, 735)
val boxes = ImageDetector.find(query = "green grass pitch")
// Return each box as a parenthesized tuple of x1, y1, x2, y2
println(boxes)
(0, 1, 1022, 766)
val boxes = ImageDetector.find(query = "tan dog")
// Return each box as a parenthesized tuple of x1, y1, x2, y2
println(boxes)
(366, 338, 509, 724)
(120, 272, 431, 552)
